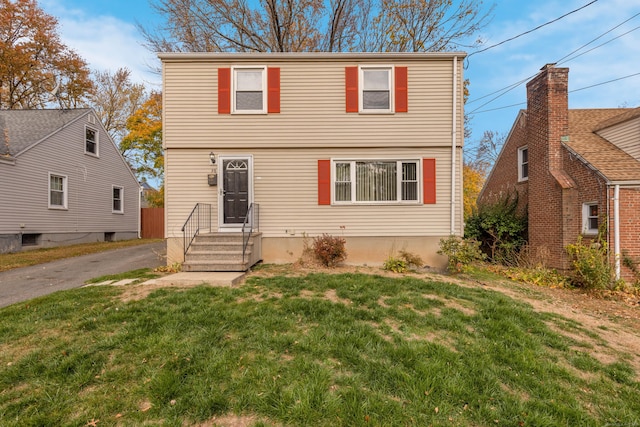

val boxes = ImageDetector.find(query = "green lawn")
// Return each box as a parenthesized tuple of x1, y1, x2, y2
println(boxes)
(1, 272, 638, 426)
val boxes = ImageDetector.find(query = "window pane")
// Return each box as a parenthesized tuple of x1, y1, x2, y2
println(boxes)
(401, 162, 418, 201)
(236, 70, 263, 90)
(86, 128, 96, 153)
(363, 91, 389, 110)
(589, 205, 598, 217)
(521, 148, 528, 163)
(522, 163, 528, 178)
(335, 163, 351, 202)
(356, 162, 396, 201)
(363, 70, 390, 90)
(588, 217, 598, 231)
(236, 92, 263, 110)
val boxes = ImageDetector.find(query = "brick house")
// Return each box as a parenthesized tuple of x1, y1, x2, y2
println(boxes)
(479, 64, 640, 281)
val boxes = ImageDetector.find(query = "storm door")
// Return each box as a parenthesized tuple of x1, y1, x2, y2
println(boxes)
(221, 158, 250, 225)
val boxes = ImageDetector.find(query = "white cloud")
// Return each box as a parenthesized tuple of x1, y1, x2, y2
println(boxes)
(40, 0, 161, 88)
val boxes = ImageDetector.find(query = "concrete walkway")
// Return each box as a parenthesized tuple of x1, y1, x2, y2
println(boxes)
(86, 272, 247, 288)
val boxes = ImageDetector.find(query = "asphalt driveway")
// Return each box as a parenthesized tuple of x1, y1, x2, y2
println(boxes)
(0, 241, 165, 308)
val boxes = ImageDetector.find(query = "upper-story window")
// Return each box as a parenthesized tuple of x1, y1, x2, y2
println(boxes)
(233, 67, 267, 113)
(113, 186, 124, 213)
(582, 202, 598, 235)
(85, 126, 98, 156)
(518, 146, 528, 181)
(49, 173, 67, 209)
(345, 66, 407, 114)
(360, 67, 392, 112)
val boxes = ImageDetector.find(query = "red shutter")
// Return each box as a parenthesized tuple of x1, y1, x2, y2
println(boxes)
(423, 158, 436, 204)
(218, 68, 231, 114)
(267, 67, 280, 113)
(395, 66, 408, 113)
(345, 66, 358, 113)
(318, 160, 331, 205)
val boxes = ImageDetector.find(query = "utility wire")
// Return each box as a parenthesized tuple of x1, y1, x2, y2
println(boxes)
(467, 10, 640, 112)
(472, 72, 640, 114)
(465, 0, 599, 62)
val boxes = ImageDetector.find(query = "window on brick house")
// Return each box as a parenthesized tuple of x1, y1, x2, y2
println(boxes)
(518, 146, 528, 181)
(582, 203, 598, 235)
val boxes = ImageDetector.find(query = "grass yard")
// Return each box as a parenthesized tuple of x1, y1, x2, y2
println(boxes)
(1, 272, 639, 426)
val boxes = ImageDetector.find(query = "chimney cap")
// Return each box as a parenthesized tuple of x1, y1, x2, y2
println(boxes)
(541, 63, 557, 70)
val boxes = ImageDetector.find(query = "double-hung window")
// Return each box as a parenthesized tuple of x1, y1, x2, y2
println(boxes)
(49, 173, 67, 209)
(113, 186, 124, 213)
(334, 160, 419, 203)
(85, 126, 98, 155)
(233, 67, 266, 113)
(518, 146, 528, 181)
(582, 203, 598, 235)
(360, 66, 392, 112)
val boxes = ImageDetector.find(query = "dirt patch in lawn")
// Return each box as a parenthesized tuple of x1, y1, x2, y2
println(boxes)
(248, 263, 640, 376)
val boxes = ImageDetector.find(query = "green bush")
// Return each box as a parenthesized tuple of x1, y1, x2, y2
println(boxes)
(465, 191, 527, 265)
(566, 236, 613, 290)
(438, 235, 486, 273)
(383, 257, 407, 273)
(383, 250, 424, 273)
(312, 234, 347, 267)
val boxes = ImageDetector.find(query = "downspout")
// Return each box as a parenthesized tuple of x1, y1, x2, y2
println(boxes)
(613, 184, 620, 280)
(138, 186, 142, 239)
(450, 56, 458, 235)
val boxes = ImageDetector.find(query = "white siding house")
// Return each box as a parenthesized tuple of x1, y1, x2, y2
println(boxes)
(160, 52, 465, 270)
(0, 109, 140, 253)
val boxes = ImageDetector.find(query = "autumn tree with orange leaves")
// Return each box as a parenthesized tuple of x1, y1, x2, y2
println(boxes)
(142, 0, 492, 53)
(0, 0, 93, 109)
(121, 92, 164, 182)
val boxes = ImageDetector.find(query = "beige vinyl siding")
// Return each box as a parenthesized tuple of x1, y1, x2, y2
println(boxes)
(163, 58, 462, 150)
(597, 116, 640, 161)
(0, 113, 139, 235)
(165, 147, 463, 239)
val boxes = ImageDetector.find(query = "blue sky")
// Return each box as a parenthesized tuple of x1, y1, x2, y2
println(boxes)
(40, 0, 640, 156)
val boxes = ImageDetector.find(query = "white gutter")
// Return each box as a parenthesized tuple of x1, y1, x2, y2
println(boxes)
(613, 184, 620, 280)
(450, 56, 458, 234)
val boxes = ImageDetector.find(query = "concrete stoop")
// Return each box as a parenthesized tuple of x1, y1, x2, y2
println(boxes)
(182, 232, 262, 272)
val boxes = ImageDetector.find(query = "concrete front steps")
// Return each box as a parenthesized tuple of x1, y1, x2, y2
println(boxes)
(182, 232, 262, 272)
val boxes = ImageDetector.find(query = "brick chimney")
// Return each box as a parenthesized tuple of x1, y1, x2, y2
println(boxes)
(526, 64, 571, 268)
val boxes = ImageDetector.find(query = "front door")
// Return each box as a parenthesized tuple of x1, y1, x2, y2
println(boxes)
(221, 157, 250, 225)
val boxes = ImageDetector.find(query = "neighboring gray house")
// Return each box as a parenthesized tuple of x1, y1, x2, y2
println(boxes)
(0, 109, 141, 253)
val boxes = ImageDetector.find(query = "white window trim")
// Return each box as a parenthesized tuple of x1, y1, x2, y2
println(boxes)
(331, 158, 421, 205)
(359, 65, 394, 114)
(232, 66, 267, 114)
(112, 185, 124, 214)
(517, 146, 528, 182)
(582, 202, 598, 235)
(48, 172, 68, 210)
(85, 125, 99, 157)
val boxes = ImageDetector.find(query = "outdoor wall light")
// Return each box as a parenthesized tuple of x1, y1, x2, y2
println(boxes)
(209, 152, 216, 165)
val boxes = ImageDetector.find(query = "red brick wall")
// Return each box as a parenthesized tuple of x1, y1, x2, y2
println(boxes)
(611, 187, 640, 281)
(478, 112, 528, 215)
(526, 65, 569, 268)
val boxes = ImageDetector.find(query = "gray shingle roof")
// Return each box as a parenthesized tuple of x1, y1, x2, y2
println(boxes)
(565, 109, 640, 182)
(0, 109, 90, 157)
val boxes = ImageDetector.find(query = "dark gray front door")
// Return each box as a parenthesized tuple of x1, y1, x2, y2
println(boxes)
(223, 159, 249, 224)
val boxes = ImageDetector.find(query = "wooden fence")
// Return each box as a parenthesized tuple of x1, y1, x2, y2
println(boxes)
(141, 208, 165, 239)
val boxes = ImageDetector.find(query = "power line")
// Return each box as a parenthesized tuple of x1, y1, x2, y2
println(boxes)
(555, 11, 640, 64)
(465, 0, 599, 62)
(471, 72, 640, 114)
(467, 10, 640, 111)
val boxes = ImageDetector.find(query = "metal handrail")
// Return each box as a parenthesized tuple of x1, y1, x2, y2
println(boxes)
(181, 203, 212, 260)
(242, 203, 259, 263)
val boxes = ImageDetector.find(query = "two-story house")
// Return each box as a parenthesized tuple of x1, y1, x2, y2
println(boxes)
(0, 109, 141, 253)
(160, 52, 466, 271)
(479, 64, 640, 281)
